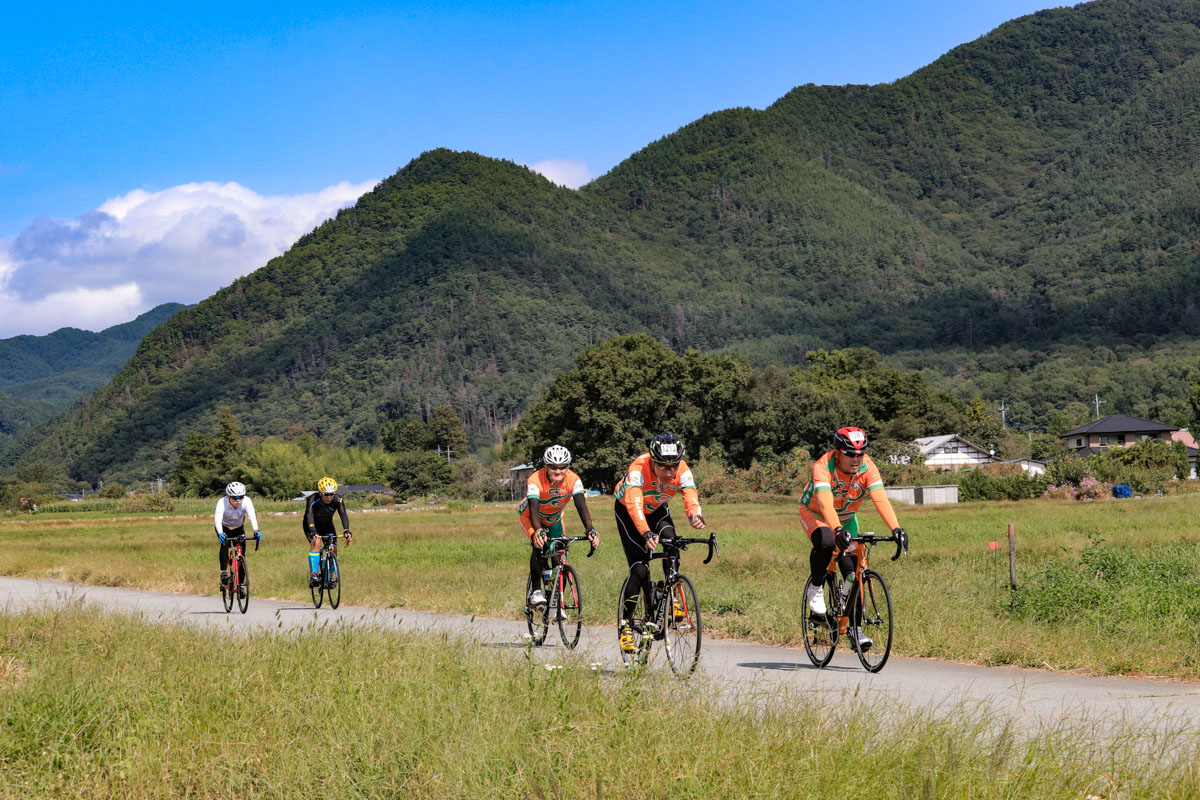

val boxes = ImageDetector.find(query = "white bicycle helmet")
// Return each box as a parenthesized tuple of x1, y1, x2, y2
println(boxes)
(225, 481, 246, 497)
(543, 444, 572, 467)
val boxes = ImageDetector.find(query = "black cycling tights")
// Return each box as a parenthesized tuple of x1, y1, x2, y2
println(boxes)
(809, 526, 856, 586)
(615, 501, 676, 623)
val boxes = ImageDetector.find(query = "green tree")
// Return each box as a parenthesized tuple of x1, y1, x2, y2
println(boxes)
(381, 418, 436, 453)
(430, 405, 468, 457)
(389, 450, 452, 498)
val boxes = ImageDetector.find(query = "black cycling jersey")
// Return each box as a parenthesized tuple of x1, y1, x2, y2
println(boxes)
(303, 493, 349, 537)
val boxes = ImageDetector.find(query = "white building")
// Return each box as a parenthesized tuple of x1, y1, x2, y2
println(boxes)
(913, 434, 997, 471)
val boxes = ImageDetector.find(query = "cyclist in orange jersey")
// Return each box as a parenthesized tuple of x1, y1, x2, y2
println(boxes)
(614, 431, 705, 651)
(519, 444, 598, 608)
(798, 426, 908, 650)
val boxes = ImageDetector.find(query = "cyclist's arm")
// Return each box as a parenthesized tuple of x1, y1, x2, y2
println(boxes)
(814, 488, 842, 532)
(243, 497, 261, 533)
(302, 499, 316, 536)
(868, 486, 901, 531)
(518, 501, 538, 539)
(572, 493, 593, 530)
(336, 498, 350, 531)
(214, 498, 224, 537)
(622, 485, 652, 536)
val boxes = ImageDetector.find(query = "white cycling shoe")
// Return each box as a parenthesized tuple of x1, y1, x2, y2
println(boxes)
(806, 582, 827, 616)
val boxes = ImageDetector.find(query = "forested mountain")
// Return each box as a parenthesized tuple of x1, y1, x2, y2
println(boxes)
(0, 303, 184, 451)
(17, 0, 1200, 483)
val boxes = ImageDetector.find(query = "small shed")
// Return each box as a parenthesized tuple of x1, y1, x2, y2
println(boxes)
(884, 485, 959, 505)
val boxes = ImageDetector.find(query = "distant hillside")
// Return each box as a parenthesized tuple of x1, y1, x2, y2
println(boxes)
(0, 303, 184, 449)
(20, 0, 1200, 483)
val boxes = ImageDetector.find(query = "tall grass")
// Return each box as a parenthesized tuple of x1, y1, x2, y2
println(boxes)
(4, 493, 1200, 677)
(2, 606, 1198, 799)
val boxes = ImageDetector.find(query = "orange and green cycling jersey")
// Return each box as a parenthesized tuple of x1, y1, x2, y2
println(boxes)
(614, 453, 702, 535)
(518, 467, 585, 538)
(799, 450, 900, 532)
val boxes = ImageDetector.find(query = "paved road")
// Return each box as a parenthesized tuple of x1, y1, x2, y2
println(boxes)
(3, 576, 1199, 737)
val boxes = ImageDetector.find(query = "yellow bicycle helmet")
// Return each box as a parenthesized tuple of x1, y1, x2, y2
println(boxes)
(316, 476, 338, 494)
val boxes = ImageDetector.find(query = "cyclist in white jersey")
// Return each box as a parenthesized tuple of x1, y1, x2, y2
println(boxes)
(215, 481, 262, 587)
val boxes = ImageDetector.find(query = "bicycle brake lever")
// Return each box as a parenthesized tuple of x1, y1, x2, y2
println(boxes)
(254, 539, 260, 551)
(587, 542, 595, 558)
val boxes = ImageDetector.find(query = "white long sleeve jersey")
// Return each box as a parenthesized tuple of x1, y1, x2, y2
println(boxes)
(214, 496, 260, 537)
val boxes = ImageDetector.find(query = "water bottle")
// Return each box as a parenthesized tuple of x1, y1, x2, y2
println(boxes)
(542, 569, 553, 591)
(840, 575, 854, 605)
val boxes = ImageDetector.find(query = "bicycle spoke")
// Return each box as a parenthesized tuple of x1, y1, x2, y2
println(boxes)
(664, 575, 701, 676)
(855, 570, 894, 672)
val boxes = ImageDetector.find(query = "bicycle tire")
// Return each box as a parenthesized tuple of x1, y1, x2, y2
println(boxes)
(555, 564, 583, 649)
(801, 574, 837, 668)
(855, 569, 893, 672)
(311, 553, 325, 609)
(664, 574, 702, 676)
(327, 553, 341, 609)
(617, 571, 650, 667)
(221, 572, 234, 613)
(525, 575, 549, 646)
(236, 554, 250, 614)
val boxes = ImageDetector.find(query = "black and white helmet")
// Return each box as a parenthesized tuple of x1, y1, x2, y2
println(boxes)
(543, 444, 572, 467)
(225, 481, 246, 497)
(649, 432, 684, 465)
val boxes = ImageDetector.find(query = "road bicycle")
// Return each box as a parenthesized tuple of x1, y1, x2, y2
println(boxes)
(801, 530, 906, 672)
(311, 532, 348, 609)
(617, 532, 718, 675)
(525, 534, 595, 648)
(221, 533, 259, 614)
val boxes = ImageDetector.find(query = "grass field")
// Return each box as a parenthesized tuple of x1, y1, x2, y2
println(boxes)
(4, 493, 1200, 678)
(3, 606, 1199, 799)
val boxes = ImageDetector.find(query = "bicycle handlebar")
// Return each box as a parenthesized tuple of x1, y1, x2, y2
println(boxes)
(224, 534, 261, 552)
(849, 532, 907, 562)
(548, 535, 595, 558)
(649, 533, 719, 564)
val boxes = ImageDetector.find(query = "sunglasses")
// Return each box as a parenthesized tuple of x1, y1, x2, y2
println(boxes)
(320, 492, 335, 498)
(229, 495, 245, 501)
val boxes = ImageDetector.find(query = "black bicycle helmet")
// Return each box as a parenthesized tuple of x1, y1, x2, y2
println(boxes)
(649, 431, 684, 464)
(833, 426, 868, 455)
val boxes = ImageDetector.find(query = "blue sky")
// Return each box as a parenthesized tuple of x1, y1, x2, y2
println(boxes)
(0, 1, 1067, 335)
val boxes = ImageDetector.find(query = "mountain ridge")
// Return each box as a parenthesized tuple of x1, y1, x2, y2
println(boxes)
(16, 0, 1200, 482)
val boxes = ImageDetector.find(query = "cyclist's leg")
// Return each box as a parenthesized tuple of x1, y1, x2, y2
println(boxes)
(615, 500, 652, 624)
(648, 505, 675, 584)
(838, 515, 860, 578)
(219, 524, 243, 574)
(308, 523, 332, 579)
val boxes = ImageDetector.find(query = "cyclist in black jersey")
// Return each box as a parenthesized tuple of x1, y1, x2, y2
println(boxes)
(304, 476, 352, 586)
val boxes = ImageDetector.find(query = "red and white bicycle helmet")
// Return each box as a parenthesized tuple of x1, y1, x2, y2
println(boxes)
(833, 426, 869, 455)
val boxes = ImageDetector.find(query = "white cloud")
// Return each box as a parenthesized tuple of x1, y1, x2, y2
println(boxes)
(526, 159, 593, 189)
(0, 179, 376, 337)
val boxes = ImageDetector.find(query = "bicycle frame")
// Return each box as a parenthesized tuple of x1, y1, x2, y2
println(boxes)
(526, 535, 594, 647)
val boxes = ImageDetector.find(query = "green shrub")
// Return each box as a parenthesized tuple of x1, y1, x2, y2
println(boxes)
(122, 493, 175, 513)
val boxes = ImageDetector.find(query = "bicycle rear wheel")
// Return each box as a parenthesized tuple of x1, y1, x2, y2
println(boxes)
(616, 572, 650, 667)
(327, 554, 341, 609)
(664, 574, 701, 676)
(555, 565, 583, 649)
(855, 570, 893, 672)
(525, 575, 549, 646)
(801, 574, 837, 668)
(311, 554, 325, 608)
(236, 554, 250, 614)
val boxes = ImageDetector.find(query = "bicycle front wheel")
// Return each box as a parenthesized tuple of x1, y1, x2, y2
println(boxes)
(664, 574, 701, 676)
(555, 565, 583, 649)
(616, 571, 650, 667)
(525, 575, 549, 646)
(855, 569, 893, 673)
(801, 574, 837, 668)
(236, 554, 250, 614)
(327, 554, 341, 609)
(311, 555, 325, 608)
(221, 573, 234, 613)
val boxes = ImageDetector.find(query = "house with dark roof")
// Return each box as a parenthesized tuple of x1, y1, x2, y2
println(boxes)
(1059, 415, 1179, 453)
(1059, 414, 1198, 478)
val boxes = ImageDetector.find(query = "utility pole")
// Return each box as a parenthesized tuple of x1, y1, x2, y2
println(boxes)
(436, 445, 453, 464)
(998, 401, 1008, 429)
(1093, 393, 1106, 420)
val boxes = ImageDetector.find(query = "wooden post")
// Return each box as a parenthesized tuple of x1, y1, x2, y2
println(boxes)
(1007, 523, 1017, 590)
